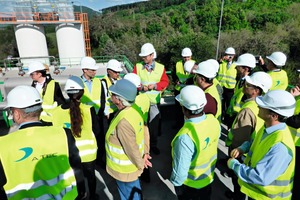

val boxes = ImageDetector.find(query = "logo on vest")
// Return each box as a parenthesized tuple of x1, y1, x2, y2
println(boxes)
(275, 80, 280, 87)
(15, 147, 33, 162)
(64, 123, 71, 129)
(203, 137, 210, 150)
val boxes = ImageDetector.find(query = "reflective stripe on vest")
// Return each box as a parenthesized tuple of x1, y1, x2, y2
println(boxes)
(0, 126, 78, 199)
(175, 60, 195, 91)
(102, 76, 118, 114)
(268, 70, 288, 91)
(50, 104, 98, 162)
(171, 115, 220, 189)
(106, 107, 144, 173)
(239, 126, 295, 199)
(205, 85, 222, 122)
(81, 77, 102, 113)
(226, 100, 264, 147)
(217, 61, 237, 89)
(41, 80, 57, 111)
(136, 62, 164, 104)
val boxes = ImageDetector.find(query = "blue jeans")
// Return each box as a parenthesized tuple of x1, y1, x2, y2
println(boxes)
(116, 179, 142, 200)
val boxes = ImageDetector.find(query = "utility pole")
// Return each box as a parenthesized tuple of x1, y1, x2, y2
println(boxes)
(216, 0, 224, 60)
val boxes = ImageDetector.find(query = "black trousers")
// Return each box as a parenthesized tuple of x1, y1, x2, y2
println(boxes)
(148, 105, 161, 148)
(82, 161, 97, 199)
(175, 184, 212, 200)
(222, 87, 234, 118)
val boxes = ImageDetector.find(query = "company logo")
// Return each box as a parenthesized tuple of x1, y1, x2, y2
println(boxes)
(275, 80, 280, 87)
(15, 147, 33, 162)
(203, 137, 210, 150)
(64, 122, 71, 129)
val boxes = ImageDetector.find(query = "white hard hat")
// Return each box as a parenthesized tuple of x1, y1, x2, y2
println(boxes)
(80, 57, 99, 70)
(256, 90, 296, 117)
(109, 79, 137, 102)
(193, 61, 217, 79)
(181, 48, 192, 57)
(206, 59, 220, 74)
(245, 72, 272, 93)
(175, 85, 207, 111)
(184, 60, 196, 74)
(139, 43, 155, 57)
(27, 61, 45, 74)
(5, 85, 42, 109)
(65, 76, 84, 93)
(266, 52, 287, 67)
(234, 53, 256, 68)
(225, 47, 236, 55)
(124, 73, 141, 88)
(107, 59, 123, 72)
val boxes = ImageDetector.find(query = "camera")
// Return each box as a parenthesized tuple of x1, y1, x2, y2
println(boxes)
(228, 55, 233, 59)
(255, 55, 261, 64)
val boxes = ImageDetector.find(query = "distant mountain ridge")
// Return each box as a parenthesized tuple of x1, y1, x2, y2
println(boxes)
(73, 5, 100, 18)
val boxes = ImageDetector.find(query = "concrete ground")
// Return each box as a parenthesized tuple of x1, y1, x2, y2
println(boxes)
(94, 105, 234, 200)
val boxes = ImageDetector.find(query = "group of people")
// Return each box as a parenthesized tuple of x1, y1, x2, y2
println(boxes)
(0, 42, 299, 200)
(172, 46, 300, 200)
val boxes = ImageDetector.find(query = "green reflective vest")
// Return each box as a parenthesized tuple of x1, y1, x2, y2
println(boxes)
(50, 104, 97, 162)
(0, 126, 78, 199)
(217, 61, 237, 89)
(171, 114, 220, 189)
(289, 99, 300, 147)
(81, 77, 102, 114)
(227, 79, 244, 117)
(135, 93, 150, 123)
(136, 62, 165, 104)
(239, 126, 295, 199)
(102, 76, 118, 114)
(106, 107, 144, 173)
(213, 79, 223, 99)
(175, 60, 195, 91)
(41, 80, 57, 111)
(205, 85, 222, 122)
(226, 99, 264, 147)
(268, 70, 288, 91)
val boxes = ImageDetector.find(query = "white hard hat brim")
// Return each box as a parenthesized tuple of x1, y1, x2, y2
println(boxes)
(139, 52, 150, 57)
(245, 76, 267, 93)
(255, 96, 270, 110)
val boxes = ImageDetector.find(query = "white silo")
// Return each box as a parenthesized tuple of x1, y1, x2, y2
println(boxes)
(55, 23, 86, 66)
(14, 24, 49, 65)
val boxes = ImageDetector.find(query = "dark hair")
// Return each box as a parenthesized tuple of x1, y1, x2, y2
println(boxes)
(198, 74, 213, 84)
(68, 90, 84, 137)
(269, 110, 288, 122)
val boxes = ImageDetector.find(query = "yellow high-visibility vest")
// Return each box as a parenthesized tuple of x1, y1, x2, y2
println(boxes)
(171, 115, 220, 188)
(217, 61, 237, 89)
(0, 126, 78, 200)
(239, 126, 295, 199)
(106, 107, 144, 173)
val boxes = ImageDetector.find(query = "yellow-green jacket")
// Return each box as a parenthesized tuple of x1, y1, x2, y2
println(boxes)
(0, 126, 78, 199)
(106, 106, 144, 174)
(239, 126, 295, 199)
(268, 70, 288, 91)
(217, 61, 237, 89)
(50, 104, 98, 163)
(171, 115, 220, 188)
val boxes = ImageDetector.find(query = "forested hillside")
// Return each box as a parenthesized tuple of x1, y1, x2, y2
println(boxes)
(0, 0, 299, 84)
(90, 0, 300, 85)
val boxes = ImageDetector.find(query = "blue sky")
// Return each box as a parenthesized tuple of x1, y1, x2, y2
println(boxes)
(77, 0, 147, 11)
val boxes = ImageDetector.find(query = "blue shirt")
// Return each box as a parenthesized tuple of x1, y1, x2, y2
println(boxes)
(81, 75, 93, 93)
(229, 123, 293, 186)
(170, 114, 221, 186)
